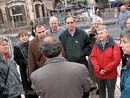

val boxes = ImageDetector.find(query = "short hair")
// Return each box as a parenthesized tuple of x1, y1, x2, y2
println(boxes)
(0, 35, 8, 44)
(49, 16, 58, 23)
(124, 15, 130, 28)
(97, 25, 108, 33)
(38, 36, 62, 58)
(64, 16, 75, 23)
(120, 29, 130, 41)
(92, 17, 103, 24)
(18, 31, 28, 38)
(35, 23, 46, 31)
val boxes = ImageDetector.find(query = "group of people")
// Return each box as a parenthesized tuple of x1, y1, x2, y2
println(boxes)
(0, 4, 130, 98)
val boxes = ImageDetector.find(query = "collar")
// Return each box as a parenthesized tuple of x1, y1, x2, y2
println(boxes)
(66, 27, 77, 37)
(44, 56, 68, 65)
(95, 36, 114, 52)
(50, 27, 59, 33)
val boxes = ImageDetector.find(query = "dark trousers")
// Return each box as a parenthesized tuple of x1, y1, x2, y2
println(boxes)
(96, 78, 117, 98)
(82, 92, 89, 98)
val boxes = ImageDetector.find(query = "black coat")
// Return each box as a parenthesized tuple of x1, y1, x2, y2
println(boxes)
(13, 41, 30, 90)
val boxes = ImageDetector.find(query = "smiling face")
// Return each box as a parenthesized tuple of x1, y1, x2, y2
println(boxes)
(92, 20, 102, 30)
(97, 30, 108, 42)
(0, 40, 8, 55)
(19, 34, 28, 43)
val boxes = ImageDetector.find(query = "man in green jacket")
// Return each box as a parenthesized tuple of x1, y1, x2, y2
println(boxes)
(59, 16, 92, 98)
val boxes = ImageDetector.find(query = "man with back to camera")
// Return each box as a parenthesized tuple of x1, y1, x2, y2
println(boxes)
(31, 35, 91, 98)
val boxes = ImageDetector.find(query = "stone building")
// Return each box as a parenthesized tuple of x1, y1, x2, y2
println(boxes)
(0, 0, 55, 32)
(0, 0, 87, 33)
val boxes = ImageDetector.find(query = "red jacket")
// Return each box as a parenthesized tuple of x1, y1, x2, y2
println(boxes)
(90, 36, 121, 79)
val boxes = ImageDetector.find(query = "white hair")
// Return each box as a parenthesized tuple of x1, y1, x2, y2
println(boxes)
(92, 17, 103, 24)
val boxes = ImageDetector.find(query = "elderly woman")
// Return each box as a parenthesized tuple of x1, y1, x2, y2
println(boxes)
(121, 15, 130, 67)
(87, 17, 103, 94)
(0, 35, 22, 98)
(120, 29, 130, 98)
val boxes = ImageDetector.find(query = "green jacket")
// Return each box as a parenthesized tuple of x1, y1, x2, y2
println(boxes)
(0, 55, 23, 98)
(59, 27, 92, 65)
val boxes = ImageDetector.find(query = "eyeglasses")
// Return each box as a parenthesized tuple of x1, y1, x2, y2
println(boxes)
(66, 22, 74, 24)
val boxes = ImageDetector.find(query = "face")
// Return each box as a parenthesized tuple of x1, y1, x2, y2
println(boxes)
(126, 18, 130, 29)
(19, 34, 28, 43)
(97, 30, 108, 42)
(36, 25, 47, 39)
(0, 40, 8, 55)
(92, 21, 101, 30)
(50, 18, 58, 32)
(120, 36, 130, 55)
(66, 17, 75, 32)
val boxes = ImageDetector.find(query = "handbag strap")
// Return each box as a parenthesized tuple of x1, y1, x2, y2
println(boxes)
(4, 65, 9, 85)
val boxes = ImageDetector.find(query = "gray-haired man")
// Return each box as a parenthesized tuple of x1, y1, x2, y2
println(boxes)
(31, 36, 91, 98)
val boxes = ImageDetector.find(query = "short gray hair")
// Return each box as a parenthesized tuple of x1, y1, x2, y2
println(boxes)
(38, 36, 62, 58)
(121, 29, 130, 41)
(0, 35, 8, 44)
(49, 16, 58, 22)
(92, 17, 103, 24)
(97, 25, 108, 33)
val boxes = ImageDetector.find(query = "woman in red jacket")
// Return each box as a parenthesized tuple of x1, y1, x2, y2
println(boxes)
(90, 25, 121, 98)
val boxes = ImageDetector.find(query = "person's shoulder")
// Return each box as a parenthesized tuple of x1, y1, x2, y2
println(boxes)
(46, 29, 51, 34)
(60, 29, 67, 36)
(59, 27, 65, 31)
(66, 61, 87, 69)
(29, 37, 38, 45)
(76, 27, 87, 34)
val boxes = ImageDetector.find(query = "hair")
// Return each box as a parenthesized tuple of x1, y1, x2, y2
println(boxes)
(31, 24, 37, 37)
(38, 36, 62, 58)
(124, 15, 130, 28)
(18, 31, 28, 38)
(92, 17, 103, 24)
(120, 29, 130, 40)
(97, 25, 108, 33)
(0, 35, 8, 44)
(35, 23, 46, 31)
(49, 16, 58, 23)
(64, 16, 75, 23)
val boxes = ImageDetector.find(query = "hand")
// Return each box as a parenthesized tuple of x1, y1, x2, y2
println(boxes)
(99, 69, 105, 75)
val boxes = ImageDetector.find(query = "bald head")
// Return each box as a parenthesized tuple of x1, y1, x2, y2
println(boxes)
(49, 16, 59, 32)
(120, 5, 126, 12)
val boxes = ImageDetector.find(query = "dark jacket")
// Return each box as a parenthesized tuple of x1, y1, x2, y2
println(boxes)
(31, 56, 91, 98)
(0, 55, 23, 98)
(59, 27, 92, 65)
(90, 36, 121, 79)
(14, 41, 31, 90)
